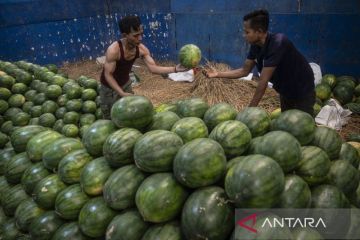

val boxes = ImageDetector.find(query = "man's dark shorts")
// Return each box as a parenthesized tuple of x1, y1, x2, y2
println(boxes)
(280, 91, 315, 116)
(99, 81, 133, 119)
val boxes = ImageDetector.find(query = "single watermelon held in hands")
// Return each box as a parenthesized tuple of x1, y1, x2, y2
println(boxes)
(179, 44, 201, 68)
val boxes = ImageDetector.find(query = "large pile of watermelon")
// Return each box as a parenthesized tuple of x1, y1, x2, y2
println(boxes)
(0, 60, 360, 239)
(315, 74, 360, 115)
(0, 60, 103, 149)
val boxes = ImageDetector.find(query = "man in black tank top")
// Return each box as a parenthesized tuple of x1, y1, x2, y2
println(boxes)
(100, 15, 188, 119)
(203, 10, 315, 116)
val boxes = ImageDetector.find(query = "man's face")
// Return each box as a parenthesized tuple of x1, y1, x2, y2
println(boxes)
(126, 26, 144, 46)
(242, 20, 262, 44)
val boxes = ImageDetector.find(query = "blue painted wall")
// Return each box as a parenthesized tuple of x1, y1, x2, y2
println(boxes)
(0, 0, 359, 76)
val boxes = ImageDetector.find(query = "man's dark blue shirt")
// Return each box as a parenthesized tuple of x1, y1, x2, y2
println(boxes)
(247, 33, 314, 99)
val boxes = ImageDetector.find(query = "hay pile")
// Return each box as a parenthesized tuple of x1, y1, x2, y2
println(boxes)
(133, 61, 280, 112)
(189, 63, 279, 111)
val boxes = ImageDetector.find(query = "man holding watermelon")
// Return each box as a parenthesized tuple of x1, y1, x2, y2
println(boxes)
(100, 15, 187, 119)
(203, 9, 315, 115)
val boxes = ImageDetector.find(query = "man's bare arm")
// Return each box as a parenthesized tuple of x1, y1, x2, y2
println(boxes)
(140, 45, 182, 74)
(204, 59, 256, 78)
(104, 45, 132, 97)
(248, 67, 275, 107)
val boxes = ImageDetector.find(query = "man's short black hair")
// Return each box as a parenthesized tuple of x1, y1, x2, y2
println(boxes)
(119, 15, 142, 34)
(243, 9, 269, 32)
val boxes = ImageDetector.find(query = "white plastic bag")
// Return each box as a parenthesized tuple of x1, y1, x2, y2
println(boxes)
(309, 62, 322, 86)
(168, 69, 194, 82)
(315, 99, 352, 130)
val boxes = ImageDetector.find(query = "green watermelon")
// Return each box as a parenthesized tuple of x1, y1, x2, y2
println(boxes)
(171, 117, 208, 143)
(79, 113, 96, 127)
(33, 174, 67, 209)
(248, 131, 301, 172)
(38, 113, 56, 128)
(82, 89, 97, 101)
(5, 152, 33, 184)
(42, 137, 84, 172)
(82, 100, 97, 113)
(147, 111, 180, 131)
(78, 197, 117, 238)
(105, 209, 149, 240)
(339, 142, 360, 168)
(291, 228, 324, 240)
(155, 103, 178, 114)
(311, 126, 342, 160)
(55, 184, 90, 220)
(0, 99, 9, 114)
(176, 98, 208, 118)
(8, 94, 25, 108)
(0, 132, 8, 149)
(15, 198, 45, 232)
(63, 111, 80, 124)
(209, 120, 251, 157)
(178, 44, 201, 68)
(135, 173, 188, 223)
(0, 148, 15, 175)
(11, 82, 28, 94)
(22, 101, 34, 113)
(203, 102, 237, 131)
(327, 160, 359, 197)
(11, 111, 30, 126)
(333, 85, 354, 105)
(103, 128, 142, 167)
(173, 138, 226, 188)
(42, 100, 58, 114)
(29, 211, 65, 240)
(21, 162, 51, 194)
(315, 83, 332, 100)
(103, 164, 146, 210)
(0, 87, 11, 100)
(0, 218, 24, 240)
(80, 157, 113, 196)
(52, 222, 90, 240)
(141, 221, 182, 240)
(111, 95, 154, 130)
(61, 124, 79, 137)
(236, 107, 271, 137)
(322, 74, 336, 88)
(295, 146, 331, 186)
(82, 120, 116, 157)
(65, 99, 83, 112)
(225, 154, 284, 208)
(58, 149, 93, 184)
(271, 109, 316, 145)
(278, 174, 311, 208)
(26, 130, 63, 162)
(311, 184, 350, 208)
(181, 186, 234, 240)
(2, 184, 28, 216)
(134, 130, 183, 172)
(45, 85, 62, 99)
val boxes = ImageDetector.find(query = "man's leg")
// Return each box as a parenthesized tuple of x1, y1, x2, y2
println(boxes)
(294, 92, 316, 116)
(280, 93, 315, 116)
(99, 85, 118, 120)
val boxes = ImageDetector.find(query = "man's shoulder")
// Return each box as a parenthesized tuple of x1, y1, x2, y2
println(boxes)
(271, 33, 290, 45)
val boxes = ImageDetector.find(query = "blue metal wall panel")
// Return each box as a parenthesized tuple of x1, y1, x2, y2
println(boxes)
(0, 0, 107, 28)
(0, 0, 360, 77)
(0, 13, 173, 65)
(109, 0, 170, 13)
(171, 0, 359, 14)
(171, 0, 298, 13)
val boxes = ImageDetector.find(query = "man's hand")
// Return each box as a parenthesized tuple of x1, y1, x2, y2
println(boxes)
(119, 92, 133, 97)
(174, 64, 189, 72)
(202, 68, 218, 78)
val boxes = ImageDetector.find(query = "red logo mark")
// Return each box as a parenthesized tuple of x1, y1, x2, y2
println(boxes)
(237, 213, 257, 233)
